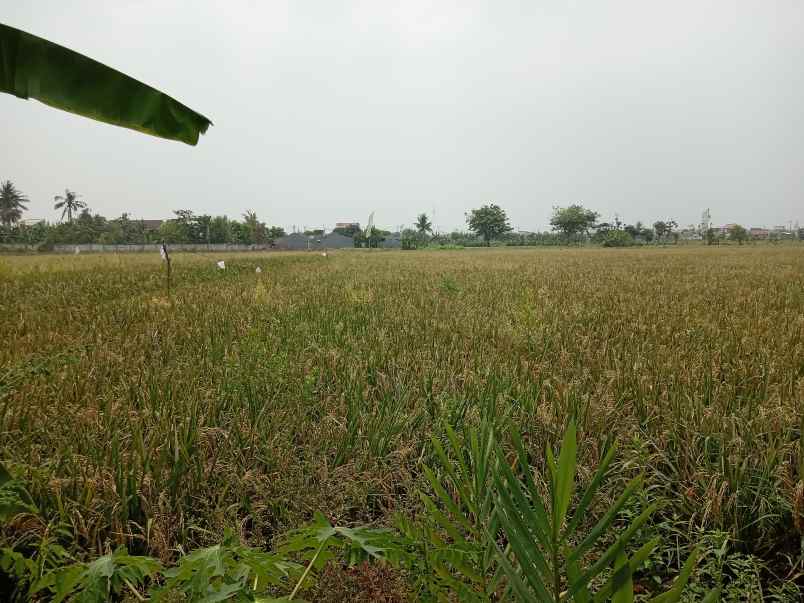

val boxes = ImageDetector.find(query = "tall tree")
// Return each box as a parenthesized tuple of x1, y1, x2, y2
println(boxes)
(466, 204, 512, 246)
(415, 213, 432, 235)
(243, 210, 267, 244)
(53, 189, 86, 223)
(550, 205, 599, 238)
(653, 220, 678, 242)
(0, 180, 28, 225)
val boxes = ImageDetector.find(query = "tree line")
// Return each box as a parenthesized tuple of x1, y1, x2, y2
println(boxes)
(403, 204, 688, 248)
(1, 180, 791, 249)
(0, 182, 284, 247)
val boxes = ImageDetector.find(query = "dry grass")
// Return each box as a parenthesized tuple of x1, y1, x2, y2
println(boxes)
(1, 246, 802, 586)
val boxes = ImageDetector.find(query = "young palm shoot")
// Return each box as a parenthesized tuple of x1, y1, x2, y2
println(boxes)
(490, 421, 717, 602)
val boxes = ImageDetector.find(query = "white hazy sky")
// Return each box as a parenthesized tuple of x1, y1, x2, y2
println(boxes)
(2, 1, 802, 231)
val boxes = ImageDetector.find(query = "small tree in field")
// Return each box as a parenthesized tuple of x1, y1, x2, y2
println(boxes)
(466, 204, 512, 246)
(550, 204, 599, 239)
(728, 224, 749, 245)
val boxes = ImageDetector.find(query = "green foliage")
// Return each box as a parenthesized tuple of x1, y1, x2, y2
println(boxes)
(412, 420, 720, 602)
(550, 204, 599, 238)
(0, 181, 28, 226)
(466, 204, 513, 245)
(0, 23, 211, 145)
(601, 230, 636, 247)
(727, 224, 749, 245)
(53, 190, 86, 224)
(3, 512, 408, 602)
(415, 213, 433, 235)
(38, 547, 161, 603)
(653, 220, 678, 242)
(0, 464, 36, 521)
(397, 421, 500, 600)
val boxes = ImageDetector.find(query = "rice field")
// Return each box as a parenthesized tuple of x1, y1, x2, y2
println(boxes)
(1, 246, 802, 599)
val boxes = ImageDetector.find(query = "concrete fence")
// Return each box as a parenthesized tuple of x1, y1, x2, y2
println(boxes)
(0, 243, 276, 254)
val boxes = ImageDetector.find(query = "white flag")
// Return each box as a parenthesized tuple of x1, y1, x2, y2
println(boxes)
(74, 246, 80, 255)
(217, 260, 226, 270)
(255, 266, 262, 273)
(321, 251, 328, 257)
(159, 244, 167, 261)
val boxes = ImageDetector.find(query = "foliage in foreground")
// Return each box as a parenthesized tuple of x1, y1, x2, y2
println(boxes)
(2, 420, 725, 601)
(3, 508, 405, 602)
(402, 420, 722, 602)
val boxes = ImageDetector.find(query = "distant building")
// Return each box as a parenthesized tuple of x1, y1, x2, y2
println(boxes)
(679, 227, 702, 241)
(320, 232, 355, 249)
(274, 232, 313, 250)
(335, 222, 360, 230)
(749, 227, 769, 239)
(275, 231, 355, 250)
(141, 220, 164, 231)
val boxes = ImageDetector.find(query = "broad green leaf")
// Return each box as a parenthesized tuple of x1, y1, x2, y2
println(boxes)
(421, 492, 469, 545)
(0, 23, 212, 145)
(422, 465, 474, 532)
(487, 526, 547, 603)
(432, 433, 477, 519)
(0, 463, 12, 487)
(592, 539, 658, 603)
(47, 564, 85, 603)
(568, 476, 645, 563)
(509, 433, 552, 545)
(648, 546, 700, 603)
(568, 502, 658, 599)
(564, 438, 617, 542)
(553, 420, 577, 536)
(611, 547, 634, 603)
(492, 469, 552, 584)
(567, 557, 590, 603)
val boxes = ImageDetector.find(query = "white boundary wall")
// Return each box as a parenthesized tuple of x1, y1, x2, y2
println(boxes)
(0, 243, 275, 253)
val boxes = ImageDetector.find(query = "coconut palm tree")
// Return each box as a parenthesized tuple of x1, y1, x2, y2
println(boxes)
(54, 189, 86, 223)
(0, 180, 28, 226)
(415, 213, 432, 235)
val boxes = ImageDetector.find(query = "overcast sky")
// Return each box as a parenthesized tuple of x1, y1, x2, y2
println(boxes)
(3, 1, 802, 231)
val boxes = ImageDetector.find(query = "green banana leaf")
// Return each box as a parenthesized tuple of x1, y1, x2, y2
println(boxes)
(0, 22, 211, 145)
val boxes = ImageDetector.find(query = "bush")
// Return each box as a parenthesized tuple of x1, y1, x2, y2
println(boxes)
(602, 230, 636, 247)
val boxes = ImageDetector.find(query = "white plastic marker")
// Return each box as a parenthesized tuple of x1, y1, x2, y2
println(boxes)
(160, 243, 172, 296)
(255, 266, 262, 273)
(74, 246, 80, 255)
(217, 260, 226, 270)
(321, 252, 327, 257)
